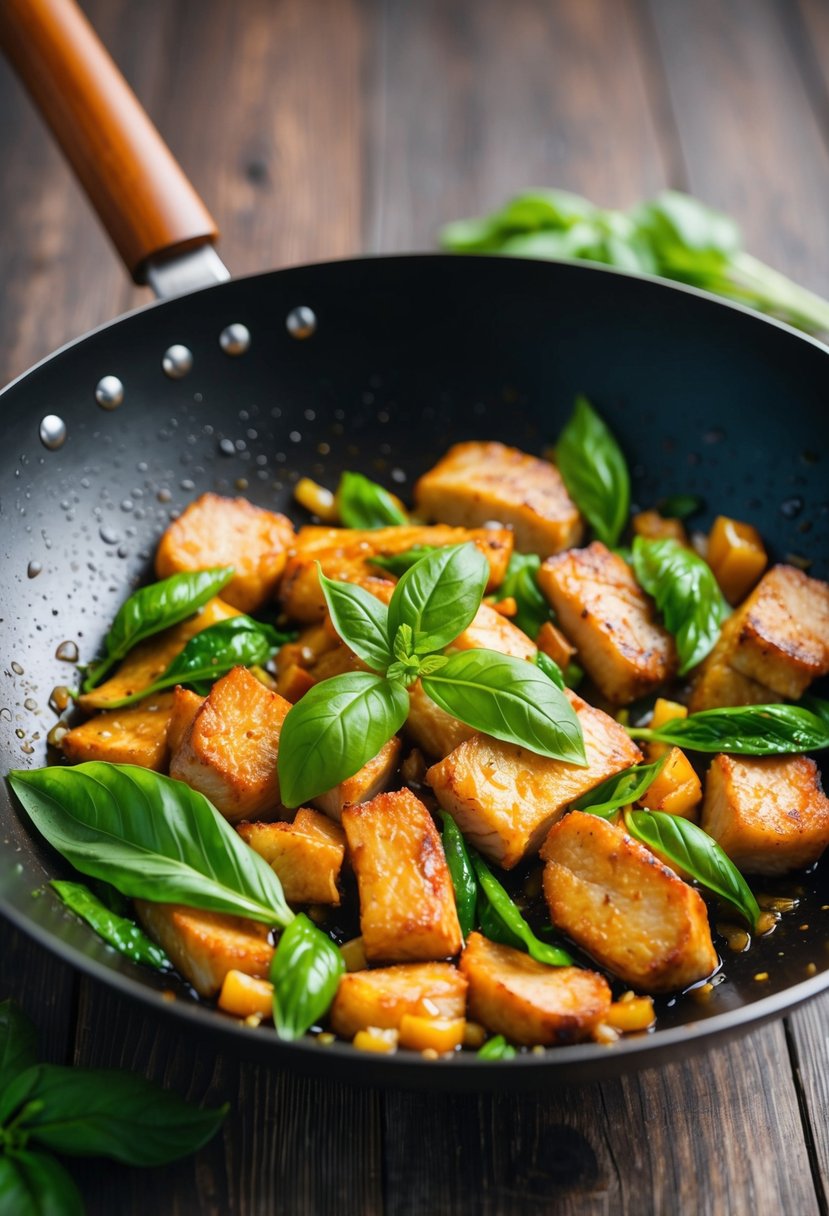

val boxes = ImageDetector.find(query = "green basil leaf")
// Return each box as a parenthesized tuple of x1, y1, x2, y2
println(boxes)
(624, 809, 760, 929)
(658, 494, 703, 521)
(0, 1150, 85, 1216)
(492, 552, 552, 640)
(51, 880, 171, 971)
(472, 855, 574, 967)
(8, 762, 293, 927)
(799, 695, 829, 727)
(421, 649, 586, 765)
(276, 672, 409, 808)
(555, 396, 630, 547)
(11, 1063, 226, 1165)
(632, 537, 730, 674)
(337, 471, 408, 529)
(632, 190, 741, 264)
(535, 650, 565, 689)
(477, 1035, 516, 1060)
(318, 570, 392, 672)
(0, 1065, 41, 1127)
(270, 913, 345, 1041)
(0, 1001, 38, 1095)
(628, 704, 829, 754)
(387, 543, 489, 655)
(571, 755, 668, 817)
(369, 546, 437, 577)
(82, 566, 234, 691)
(438, 811, 477, 940)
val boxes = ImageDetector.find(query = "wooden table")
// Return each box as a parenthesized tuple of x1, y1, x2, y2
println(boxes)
(2, 1, 829, 1211)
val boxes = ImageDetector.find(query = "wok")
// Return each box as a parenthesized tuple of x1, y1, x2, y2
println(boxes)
(0, 0, 827, 1092)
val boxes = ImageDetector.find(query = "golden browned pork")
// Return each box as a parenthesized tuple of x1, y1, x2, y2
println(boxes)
(688, 613, 777, 712)
(61, 693, 176, 770)
(135, 902, 273, 998)
(238, 810, 346, 905)
(330, 962, 467, 1038)
(312, 737, 402, 822)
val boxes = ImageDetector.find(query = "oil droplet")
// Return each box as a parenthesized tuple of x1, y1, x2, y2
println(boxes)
(157, 488, 172, 503)
(49, 686, 73, 713)
(55, 641, 79, 662)
(27, 561, 43, 578)
(0, 708, 12, 722)
(218, 438, 235, 456)
(23, 698, 37, 712)
(20, 742, 34, 755)
(781, 497, 803, 519)
(11, 662, 24, 675)
(99, 525, 121, 545)
(15, 728, 24, 739)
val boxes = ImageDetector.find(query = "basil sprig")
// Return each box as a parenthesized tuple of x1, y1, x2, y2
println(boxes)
(628, 704, 829, 754)
(102, 616, 293, 708)
(51, 880, 171, 970)
(554, 396, 630, 547)
(438, 811, 478, 939)
(491, 552, 552, 639)
(0, 1000, 226, 1214)
(336, 471, 408, 529)
(623, 810, 760, 929)
(270, 913, 345, 1041)
(8, 763, 293, 928)
(472, 854, 574, 967)
(277, 545, 586, 806)
(632, 537, 730, 673)
(571, 755, 667, 818)
(82, 566, 234, 691)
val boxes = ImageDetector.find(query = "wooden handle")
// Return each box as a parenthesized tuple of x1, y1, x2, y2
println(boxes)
(0, 0, 220, 283)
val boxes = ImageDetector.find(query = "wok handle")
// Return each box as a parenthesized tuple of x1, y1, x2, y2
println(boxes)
(0, 0, 220, 284)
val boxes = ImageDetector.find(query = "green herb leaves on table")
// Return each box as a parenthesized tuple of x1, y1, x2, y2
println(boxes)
(82, 566, 235, 691)
(270, 913, 345, 1041)
(555, 396, 630, 547)
(51, 881, 171, 970)
(0, 999, 226, 1215)
(628, 704, 829, 754)
(632, 536, 730, 673)
(336, 471, 408, 529)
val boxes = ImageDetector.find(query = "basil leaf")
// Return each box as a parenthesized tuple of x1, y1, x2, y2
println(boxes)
(535, 650, 565, 690)
(276, 672, 409, 808)
(270, 913, 345, 1041)
(632, 537, 730, 674)
(477, 1035, 516, 1060)
(8, 762, 293, 927)
(421, 649, 586, 765)
(624, 809, 760, 929)
(659, 494, 703, 521)
(555, 396, 630, 547)
(438, 811, 477, 940)
(0, 1151, 85, 1216)
(572, 754, 668, 818)
(51, 880, 171, 971)
(10, 1062, 227, 1165)
(0, 1000, 38, 1094)
(319, 570, 392, 672)
(82, 566, 234, 691)
(628, 704, 829, 754)
(387, 543, 489, 655)
(492, 553, 552, 640)
(337, 471, 408, 529)
(799, 695, 829, 727)
(369, 546, 437, 577)
(472, 854, 574, 967)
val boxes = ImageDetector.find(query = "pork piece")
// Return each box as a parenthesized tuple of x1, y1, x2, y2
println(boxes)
(312, 737, 403, 822)
(165, 686, 205, 754)
(406, 680, 477, 760)
(330, 962, 467, 1038)
(279, 524, 513, 622)
(701, 753, 829, 874)
(78, 597, 240, 712)
(238, 810, 346, 905)
(538, 542, 676, 704)
(135, 902, 273, 998)
(459, 932, 611, 1046)
(155, 492, 295, 613)
(414, 441, 583, 557)
(426, 692, 642, 868)
(453, 601, 536, 659)
(342, 789, 462, 962)
(688, 613, 777, 713)
(169, 665, 290, 822)
(727, 565, 829, 699)
(61, 693, 176, 770)
(541, 811, 718, 993)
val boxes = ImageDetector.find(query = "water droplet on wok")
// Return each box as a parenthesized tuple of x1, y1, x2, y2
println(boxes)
(11, 662, 24, 675)
(55, 641, 79, 663)
(27, 561, 42, 578)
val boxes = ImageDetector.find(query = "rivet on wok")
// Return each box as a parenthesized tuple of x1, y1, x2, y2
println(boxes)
(286, 306, 317, 339)
(95, 375, 124, 409)
(162, 344, 194, 379)
(39, 415, 67, 450)
(219, 323, 251, 356)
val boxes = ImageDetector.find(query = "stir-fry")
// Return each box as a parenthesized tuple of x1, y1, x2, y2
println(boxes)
(9, 398, 829, 1058)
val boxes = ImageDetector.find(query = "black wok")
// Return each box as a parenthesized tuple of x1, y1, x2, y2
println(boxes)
(0, 0, 827, 1091)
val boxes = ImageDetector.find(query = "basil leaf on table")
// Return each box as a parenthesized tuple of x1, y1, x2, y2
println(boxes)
(369, 545, 437, 577)
(624, 809, 760, 929)
(319, 569, 392, 672)
(555, 396, 630, 548)
(535, 649, 565, 689)
(82, 566, 235, 691)
(421, 649, 587, 765)
(477, 1035, 516, 1061)
(628, 704, 829, 754)
(439, 811, 477, 940)
(0, 1150, 85, 1216)
(492, 552, 552, 640)
(8, 762, 293, 927)
(270, 913, 345, 1041)
(336, 471, 408, 528)
(277, 672, 409, 808)
(472, 854, 574, 967)
(572, 754, 667, 818)
(0, 1000, 38, 1094)
(632, 536, 730, 673)
(387, 543, 490, 655)
(51, 880, 171, 970)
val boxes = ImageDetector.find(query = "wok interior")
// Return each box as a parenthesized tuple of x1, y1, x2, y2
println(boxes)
(1, 255, 827, 1058)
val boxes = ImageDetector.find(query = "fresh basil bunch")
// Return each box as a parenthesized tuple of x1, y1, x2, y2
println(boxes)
(276, 545, 587, 807)
(0, 999, 226, 1215)
(628, 704, 829, 754)
(632, 536, 730, 673)
(336, 470, 408, 529)
(555, 396, 630, 548)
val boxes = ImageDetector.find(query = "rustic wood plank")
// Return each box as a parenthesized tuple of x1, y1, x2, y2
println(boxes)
(788, 991, 829, 1206)
(0, 921, 77, 1065)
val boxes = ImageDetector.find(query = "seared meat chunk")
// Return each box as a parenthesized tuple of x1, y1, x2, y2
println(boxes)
(135, 902, 272, 998)
(238, 810, 346, 905)
(330, 962, 467, 1038)
(61, 693, 175, 770)
(688, 613, 777, 712)
(312, 737, 402, 822)
(165, 686, 205, 754)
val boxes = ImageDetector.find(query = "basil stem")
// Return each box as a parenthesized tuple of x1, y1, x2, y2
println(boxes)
(572, 754, 667, 818)
(628, 704, 829, 754)
(438, 811, 477, 939)
(51, 881, 171, 971)
(336, 471, 408, 529)
(632, 537, 730, 674)
(472, 854, 574, 967)
(270, 914, 345, 1041)
(491, 552, 552, 639)
(554, 396, 630, 548)
(477, 1035, 516, 1060)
